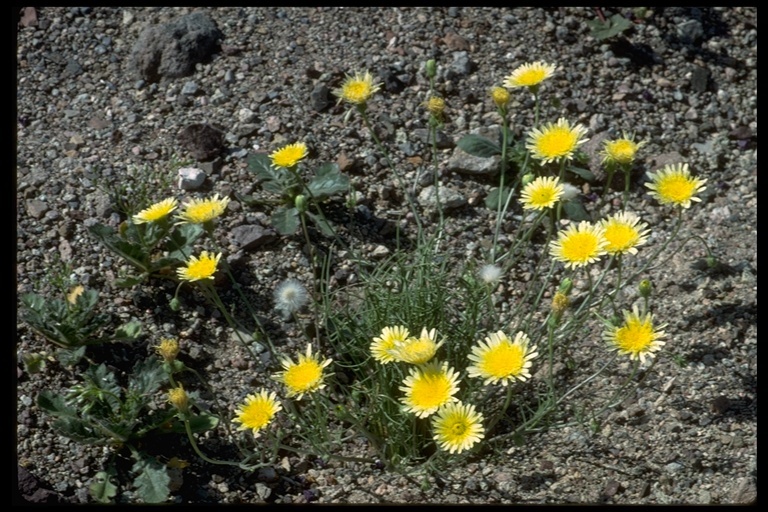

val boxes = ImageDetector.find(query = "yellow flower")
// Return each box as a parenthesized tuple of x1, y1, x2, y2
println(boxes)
(176, 194, 230, 224)
(156, 338, 180, 363)
(272, 344, 333, 400)
(233, 390, 282, 438)
(333, 70, 381, 106)
(467, 331, 538, 386)
(388, 327, 444, 365)
(177, 251, 221, 282)
(503, 61, 557, 89)
(600, 211, 650, 255)
(424, 96, 446, 117)
(645, 163, 707, 209)
(490, 86, 510, 109)
(603, 305, 666, 364)
(168, 385, 189, 414)
(270, 142, 308, 169)
(371, 325, 410, 364)
(132, 197, 178, 224)
(526, 118, 589, 164)
(601, 134, 646, 167)
(549, 221, 608, 269)
(67, 285, 85, 305)
(520, 176, 565, 210)
(399, 361, 460, 418)
(431, 401, 485, 455)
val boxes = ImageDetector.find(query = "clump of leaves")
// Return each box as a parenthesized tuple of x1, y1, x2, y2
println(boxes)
(586, 12, 633, 41)
(242, 152, 349, 236)
(20, 287, 141, 365)
(36, 358, 218, 503)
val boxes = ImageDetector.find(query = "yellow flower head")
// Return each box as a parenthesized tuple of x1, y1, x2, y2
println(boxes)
(526, 118, 589, 164)
(399, 361, 460, 418)
(270, 142, 308, 169)
(333, 70, 381, 106)
(371, 325, 410, 364)
(467, 331, 538, 386)
(645, 163, 707, 209)
(424, 96, 446, 117)
(503, 61, 557, 89)
(490, 86, 510, 109)
(233, 390, 282, 438)
(67, 285, 85, 305)
(177, 251, 221, 282)
(176, 194, 230, 224)
(168, 385, 189, 414)
(156, 338, 180, 363)
(388, 327, 444, 365)
(549, 221, 608, 269)
(600, 211, 650, 255)
(272, 344, 333, 400)
(432, 401, 485, 455)
(520, 176, 565, 210)
(601, 134, 646, 167)
(133, 197, 178, 224)
(603, 305, 667, 364)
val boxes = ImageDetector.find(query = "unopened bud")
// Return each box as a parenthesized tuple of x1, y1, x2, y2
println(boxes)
(295, 194, 308, 213)
(638, 279, 652, 299)
(491, 86, 510, 108)
(425, 59, 437, 79)
(558, 278, 573, 296)
(170, 297, 181, 312)
(156, 338, 180, 364)
(521, 173, 535, 187)
(168, 385, 189, 415)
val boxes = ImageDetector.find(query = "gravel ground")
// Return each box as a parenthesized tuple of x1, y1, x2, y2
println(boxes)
(16, 7, 756, 504)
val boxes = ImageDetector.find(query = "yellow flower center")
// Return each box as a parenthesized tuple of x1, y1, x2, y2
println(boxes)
(615, 317, 655, 353)
(536, 127, 578, 158)
(516, 68, 547, 86)
(396, 338, 437, 364)
(450, 420, 468, 437)
(657, 175, 696, 203)
(531, 186, 558, 206)
(271, 143, 307, 168)
(241, 402, 273, 429)
(344, 81, 371, 103)
(560, 232, 601, 263)
(604, 223, 638, 252)
(186, 257, 217, 280)
(184, 202, 223, 223)
(605, 140, 637, 164)
(284, 361, 323, 393)
(411, 374, 452, 409)
(481, 343, 524, 378)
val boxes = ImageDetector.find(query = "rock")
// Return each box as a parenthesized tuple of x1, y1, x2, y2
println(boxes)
(19, 7, 38, 28)
(178, 123, 225, 161)
(442, 32, 470, 51)
(230, 225, 277, 251)
(130, 11, 223, 82)
(413, 128, 453, 149)
(445, 147, 500, 175)
(25, 199, 48, 219)
(17, 466, 67, 504)
(448, 51, 474, 77)
(690, 65, 710, 93)
(677, 19, 704, 44)
(418, 184, 467, 210)
(177, 167, 207, 190)
(310, 83, 331, 111)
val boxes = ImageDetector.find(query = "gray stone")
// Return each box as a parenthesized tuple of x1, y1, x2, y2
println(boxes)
(413, 128, 453, 149)
(449, 51, 474, 76)
(445, 147, 500, 175)
(230, 224, 277, 251)
(130, 11, 223, 82)
(418, 184, 467, 210)
(177, 123, 225, 161)
(310, 83, 331, 112)
(691, 66, 710, 93)
(25, 199, 48, 219)
(181, 81, 199, 95)
(177, 167, 207, 190)
(677, 19, 704, 44)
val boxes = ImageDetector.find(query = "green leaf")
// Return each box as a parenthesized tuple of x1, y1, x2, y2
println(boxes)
(305, 211, 335, 236)
(246, 152, 275, 180)
(88, 223, 150, 272)
(114, 275, 146, 289)
(457, 134, 502, 157)
(562, 199, 592, 222)
(90, 469, 118, 504)
(567, 166, 596, 182)
(37, 390, 77, 417)
(165, 223, 204, 260)
(127, 358, 166, 397)
(307, 163, 349, 200)
(271, 206, 300, 235)
(132, 454, 171, 503)
(56, 346, 87, 366)
(114, 320, 142, 341)
(586, 13, 633, 41)
(484, 186, 514, 211)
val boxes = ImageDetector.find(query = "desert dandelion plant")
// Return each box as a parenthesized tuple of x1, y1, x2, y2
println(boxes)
(600, 211, 650, 255)
(177, 251, 221, 282)
(388, 327, 444, 365)
(132, 197, 177, 224)
(467, 331, 539, 386)
(645, 163, 707, 209)
(520, 176, 565, 210)
(270, 142, 308, 169)
(233, 390, 282, 438)
(432, 401, 485, 455)
(399, 361, 460, 418)
(604, 305, 667, 364)
(503, 61, 557, 89)
(272, 344, 333, 400)
(371, 325, 410, 364)
(549, 221, 608, 269)
(526, 118, 589, 164)
(176, 193, 230, 224)
(333, 70, 381, 106)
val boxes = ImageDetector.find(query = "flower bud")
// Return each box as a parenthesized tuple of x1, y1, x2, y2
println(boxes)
(295, 194, 308, 213)
(491, 86, 510, 108)
(558, 278, 573, 296)
(425, 59, 437, 79)
(168, 385, 189, 415)
(156, 338, 180, 364)
(521, 173, 535, 187)
(170, 297, 181, 311)
(638, 279, 652, 299)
